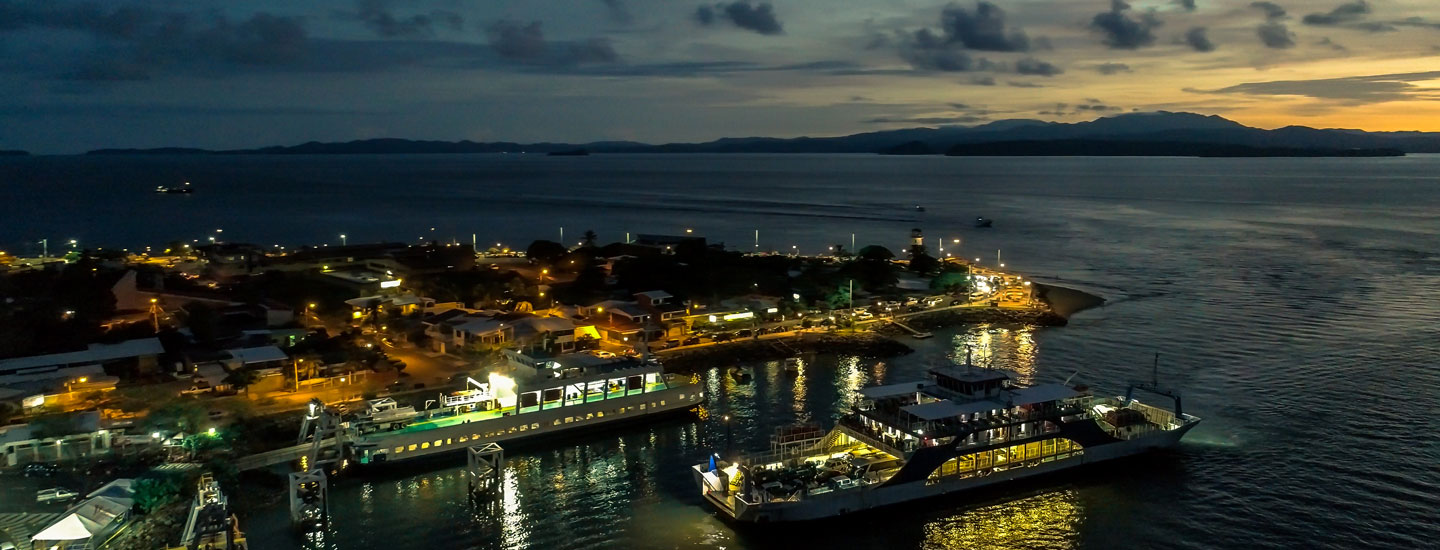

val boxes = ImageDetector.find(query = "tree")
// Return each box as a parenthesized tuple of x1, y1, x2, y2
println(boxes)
(582, 230, 598, 247)
(832, 244, 852, 259)
(857, 245, 895, 262)
(223, 369, 258, 390)
(931, 267, 972, 293)
(133, 471, 188, 514)
(182, 303, 221, 345)
(526, 240, 568, 263)
(909, 251, 940, 274)
(144, 401, 207, 434)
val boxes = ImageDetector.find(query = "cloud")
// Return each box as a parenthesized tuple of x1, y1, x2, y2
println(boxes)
(1184, 27, 1216, 52)
(1193, 71, 1440, 104)
(1256, 21, 1296, 48)
(695, 2, 783, 35)
(862, 115, 985, 125)
(1301, 2, 1370, 26)
(485, 20, 618, 64)
(970, 76, 997, 85)
(1093, 62, 1132, 74)
(1008, 81, 1044, 88)
(1091, 0, 1163, 50)
(897, 28, 995, 72)
(0, 3, 309, 81)
(938, 1, 1034, 52)
(1317, 37, 1347, 51)
(1174, 0, 1197, 12)
(1074, 101, 1122, 112)
(1015, 57, 1062, 76)
(1250, 2, 1288, 21)
(600, 0, 633, 24)
(350, 0, 462, 39)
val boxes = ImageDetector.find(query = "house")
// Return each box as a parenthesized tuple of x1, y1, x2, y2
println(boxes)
(223, 346, 290, 374)
(635, 290, 688, 337)
(424, 310, 514, 353)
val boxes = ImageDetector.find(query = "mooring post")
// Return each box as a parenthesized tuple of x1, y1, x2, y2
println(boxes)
(467, 443, 504, 501)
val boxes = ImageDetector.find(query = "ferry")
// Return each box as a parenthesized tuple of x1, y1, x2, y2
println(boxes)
(350, 350, 704, 465)
(692, 353, 1199, 522)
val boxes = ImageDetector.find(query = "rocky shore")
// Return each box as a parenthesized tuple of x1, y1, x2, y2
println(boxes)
(658, 332, 913, 371)
(884, 307, 1068, 333)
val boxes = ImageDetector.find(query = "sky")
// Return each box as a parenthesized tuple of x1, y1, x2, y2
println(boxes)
(2, 0, 1439, 153)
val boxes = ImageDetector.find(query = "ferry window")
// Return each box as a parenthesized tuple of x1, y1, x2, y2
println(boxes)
(530, 423, 538, 429)
(679, 393, 685, 399)
(596, 411, 604, 418)
(586, 413, 594, 420)
(446, 438, 452, 445)
(660, 401, 666, 406)
(459, 437, 468, 443)
(408, 444, 418, 451)
(421, 442, 430, 449)
(394, 447, 404, 453)
(553, 420, 561, 426)
(520, 392, 540, 408)
(473, 434, 481, 440)
(543, 388, 563, 403)
(519, 425, 527, 431)
(434, 440, 442, 447)
(640, 404, 647, 410)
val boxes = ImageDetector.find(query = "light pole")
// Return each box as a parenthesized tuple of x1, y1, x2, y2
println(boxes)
(39, 238, 47, 259)
(340, 234, 347, 246)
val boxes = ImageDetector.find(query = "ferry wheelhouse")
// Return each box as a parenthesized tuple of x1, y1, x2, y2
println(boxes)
(693, 356, 1199, 522)
(351, 351, 702, 464)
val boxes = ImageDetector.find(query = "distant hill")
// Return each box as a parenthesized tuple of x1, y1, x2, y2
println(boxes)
(946, 140, 1404, 158)
(0, 150, 30, 156)
(79, 112, 1440, 156)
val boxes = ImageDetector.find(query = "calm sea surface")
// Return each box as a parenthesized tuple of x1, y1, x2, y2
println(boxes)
(3, 154, 1438, 549)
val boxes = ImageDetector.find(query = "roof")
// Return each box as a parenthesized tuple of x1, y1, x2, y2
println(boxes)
(858, 382, 928, 400)
(422, 309, 470, 324)
(195, 364, 228, 386)
(450, 317, 508, 335)
(0, 338, 164, 372)
(33, 495, 128, 541)
(513, 316, 576, 333)
(902, 399, 1002, 421)
(928, 365, 1014, 384)
(1005, 384, 1080, 406)
(225, 346, 288, 364)
(609, 303, 651, 319)
(635, 290, 673, 302)
(0, 364, 105, 387)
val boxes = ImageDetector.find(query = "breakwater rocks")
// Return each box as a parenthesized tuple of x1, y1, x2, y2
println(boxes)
(658, 332, 913, 371)
(1032, 282, 1107, 318)
(891, 307, 1069, 331)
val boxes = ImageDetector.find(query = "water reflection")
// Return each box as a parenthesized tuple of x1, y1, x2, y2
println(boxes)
(921, 490, 1082, 550)
(944, 325, 1040, 383)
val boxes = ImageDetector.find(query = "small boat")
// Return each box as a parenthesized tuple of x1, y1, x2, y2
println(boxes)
(783, 357, 801, 375)
(729, 367, 752, 383)
(974, 217, 993, 228)
(915, 205, 926, 212)
(156, 181, 194, 194)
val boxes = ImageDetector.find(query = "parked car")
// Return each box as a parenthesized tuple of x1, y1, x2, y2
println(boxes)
(682, 337, 701, 346)
(713, 333, 734, 342)
(36, 487, 78, 503)
(179, 382, 212, 396)
(590, 350, 617, 359)
(736, 329, 753, 338)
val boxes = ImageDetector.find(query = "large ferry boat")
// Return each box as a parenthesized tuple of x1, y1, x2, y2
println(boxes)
(692, 354, 1199, 522)
(350, 351, 703, 465)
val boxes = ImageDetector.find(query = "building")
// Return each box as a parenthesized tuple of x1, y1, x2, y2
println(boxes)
(0, 338, 165, 390)
(0, 411, 115, 466)
(30, 481, 133, 550)
(423, 310, 515, 353)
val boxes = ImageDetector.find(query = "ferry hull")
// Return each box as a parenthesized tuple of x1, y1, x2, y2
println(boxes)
(698, 420, 1198, 523)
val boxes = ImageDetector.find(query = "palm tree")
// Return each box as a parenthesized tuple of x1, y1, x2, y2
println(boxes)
(583, 230, 598, 247)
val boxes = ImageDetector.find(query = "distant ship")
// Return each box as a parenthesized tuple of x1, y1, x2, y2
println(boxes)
(974, 217, 993, 228)
(156, 181, 194, 194)
(914, 205, 926, 212)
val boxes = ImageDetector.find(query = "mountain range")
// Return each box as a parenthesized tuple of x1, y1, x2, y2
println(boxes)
(83, 112, 1440, 157)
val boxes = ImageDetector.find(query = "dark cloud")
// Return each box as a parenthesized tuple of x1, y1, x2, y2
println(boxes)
(600, 0, 633, 24)
(1008, 81, 1044, 88)
(1301, 2, 1370, 26)
(897, 28, 994, 72)
(484, 20, 618, 64)
(1174, 0, 1197, 12)
(1093, 62, 1132, 75)
(862, 115, 985, 125)
(970, 76, 997, 86)
(1015, 57, 1062, 76)
(1184, 27, 1216, 52)
(1317, 37, 1347, 51)
(1075, 102, 1122, 112)
(938, 1, 1033, 52)
(949, 103, 972, 110)
(695, 2, 784, 35)
(350, 0, 462, 39)
(1250, 2, 1288, 21)
(1192, 71, 1440, 104)
(0, 3, 308, 81)
(1091, 0, 1163, 50)
(1257, 21, 1295, 48)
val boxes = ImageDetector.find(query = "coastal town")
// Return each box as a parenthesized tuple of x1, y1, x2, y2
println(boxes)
(0, 227, 1078, 549)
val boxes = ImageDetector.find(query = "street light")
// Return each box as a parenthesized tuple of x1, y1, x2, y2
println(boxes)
(340, 234, 347, 246)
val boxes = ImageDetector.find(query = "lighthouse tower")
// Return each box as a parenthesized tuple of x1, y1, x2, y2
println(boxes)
(910, 228, 924, 248)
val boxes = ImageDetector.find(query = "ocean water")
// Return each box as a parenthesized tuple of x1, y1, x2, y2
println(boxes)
(3, 154, 1438, 549)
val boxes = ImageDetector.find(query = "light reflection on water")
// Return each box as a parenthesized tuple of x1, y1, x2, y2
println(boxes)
(920, 491, 1082, 550)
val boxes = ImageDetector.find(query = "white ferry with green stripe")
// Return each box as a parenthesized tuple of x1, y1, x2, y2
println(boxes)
(351, 351, 703, 465)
